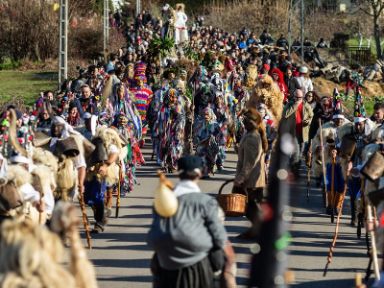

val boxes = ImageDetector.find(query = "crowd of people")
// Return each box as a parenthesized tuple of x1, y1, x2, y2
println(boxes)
(0, 2, 384, 287)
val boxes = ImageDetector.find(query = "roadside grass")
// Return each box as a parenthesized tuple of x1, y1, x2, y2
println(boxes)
(0, 70, 57, 106)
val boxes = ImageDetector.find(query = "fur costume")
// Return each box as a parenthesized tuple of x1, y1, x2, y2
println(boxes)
(31, 147, 58, 174)
(50, 202, 97, 288)
(247, 75, 284, 124)
(6, 165, 43, 223)
(93, 126, 124, 186)
(56, 157, 77, 201)
(244, 64, 258, 89)
(0, 219, 77, 288)
(311, 120, 351, 176)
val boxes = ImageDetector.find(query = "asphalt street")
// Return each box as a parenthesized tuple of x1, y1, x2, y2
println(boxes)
(79, 144, 373, 288)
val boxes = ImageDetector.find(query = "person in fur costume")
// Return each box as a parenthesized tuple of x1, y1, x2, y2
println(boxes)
(247, 74, 284, 125)
(0, 203, 97, 288)
(84, 126, 123, 233)
(244, 64, 258, 90)
(48, 116, 93, 202)
(270, 67, 289, 104)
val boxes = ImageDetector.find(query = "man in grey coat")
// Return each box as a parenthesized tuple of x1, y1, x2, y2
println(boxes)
(148, 156, 227, 288)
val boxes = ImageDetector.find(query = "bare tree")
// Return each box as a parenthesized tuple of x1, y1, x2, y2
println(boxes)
(357, 0, 384, 59)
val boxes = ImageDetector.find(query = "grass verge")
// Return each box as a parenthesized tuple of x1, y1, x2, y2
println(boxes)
(0, 70, 58, 106)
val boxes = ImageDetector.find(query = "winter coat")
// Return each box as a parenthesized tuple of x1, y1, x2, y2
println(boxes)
(326, 161, 345, 193)
(235, 130, 266, 189)
(283, 101, 314, 142)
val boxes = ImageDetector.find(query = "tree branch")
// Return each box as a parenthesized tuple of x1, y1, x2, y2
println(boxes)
(360, 6, 375, 16)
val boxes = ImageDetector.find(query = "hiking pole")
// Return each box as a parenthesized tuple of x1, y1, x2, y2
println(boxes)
(319, 119, 327, 208)
(78, 191, 92, 249)
(115, 163, 122, 218)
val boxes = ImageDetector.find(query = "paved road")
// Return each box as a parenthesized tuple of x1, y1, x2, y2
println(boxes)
(80, 144, 373, 288)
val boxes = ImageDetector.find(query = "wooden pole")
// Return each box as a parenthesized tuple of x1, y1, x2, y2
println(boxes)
(115, 163, 122, 218)
(78, 192, 92, 249)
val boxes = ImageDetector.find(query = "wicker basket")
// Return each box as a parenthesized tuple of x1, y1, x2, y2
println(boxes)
(217, 179, 247, 217)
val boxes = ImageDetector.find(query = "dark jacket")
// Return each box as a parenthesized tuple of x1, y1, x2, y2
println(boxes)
(147, 186, 227, 270)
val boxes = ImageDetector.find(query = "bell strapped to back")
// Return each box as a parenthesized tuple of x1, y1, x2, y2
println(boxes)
(340, 134, 356, 160)
(153, 171, 178, 218)
(55, 137, 80, 158)
(361, 151, 384, 182)
(88, 137, 108, 167)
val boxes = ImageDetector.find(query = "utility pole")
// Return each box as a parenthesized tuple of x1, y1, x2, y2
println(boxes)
(103, 0, 110, 57)
(136, 0, 141, 16)
(58, 0, 68, 87)
(300, 0, 304, 62)
(288, 0, 294, 55)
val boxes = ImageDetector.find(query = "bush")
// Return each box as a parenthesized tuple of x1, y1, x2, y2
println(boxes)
(0, 0, 58, 62)
(69, 22, 103, 60)
(0, 58, 21, 70)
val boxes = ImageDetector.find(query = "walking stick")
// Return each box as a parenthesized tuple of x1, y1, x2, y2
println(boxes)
(306, 163, 311, 201)
(330, 159, 336, 223)
(366, 202, 380, 280)
(115, 163, 122, 218)
(323, 183, 347, 276)
(78, 191, 92, 249)
(319, 119, 327, 208)
(306, 143, 312, 201)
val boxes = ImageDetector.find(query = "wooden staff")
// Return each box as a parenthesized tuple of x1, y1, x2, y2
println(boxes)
(78, 190, 92, 249)
(323, 184, 347, 276)
(319, 119, 327, 208)
(366, 200, 380, 280)
(330, 158, 336, 223)
(115, 163, 122, 218)
(306, 161, 311, 201)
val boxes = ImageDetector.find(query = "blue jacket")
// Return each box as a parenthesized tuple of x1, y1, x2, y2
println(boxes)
(326, 162, 345, 193)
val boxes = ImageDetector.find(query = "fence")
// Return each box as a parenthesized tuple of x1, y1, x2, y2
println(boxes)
(347, 45, 372, 66)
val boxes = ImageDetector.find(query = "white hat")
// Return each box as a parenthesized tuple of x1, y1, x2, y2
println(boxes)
(354, 117, 367, 124)
(332, 114, 345, 120)
(299, 66, 308, 74)
(10, 154, 30, 165)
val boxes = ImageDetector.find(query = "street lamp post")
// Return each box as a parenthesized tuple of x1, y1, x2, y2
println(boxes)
(58, 0, 68, 87)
